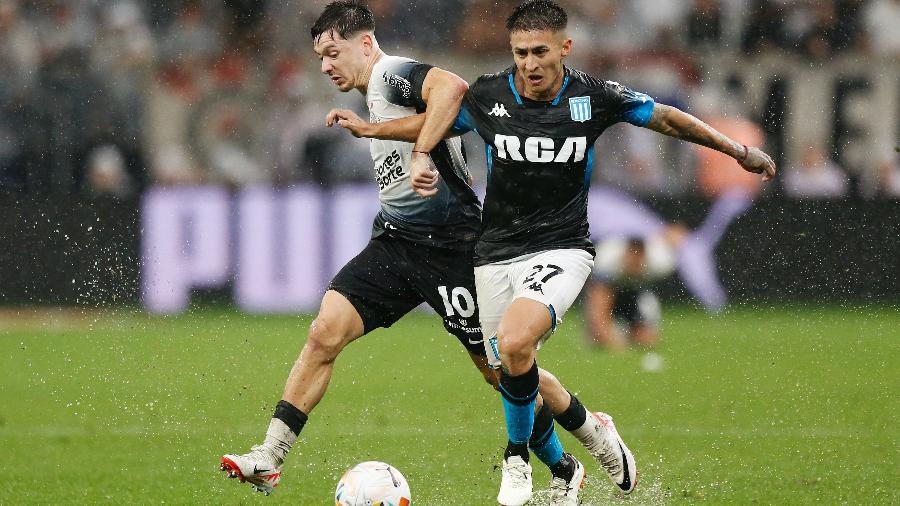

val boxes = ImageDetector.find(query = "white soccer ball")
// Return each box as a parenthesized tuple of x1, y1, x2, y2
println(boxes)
(335, 461, 411, 506)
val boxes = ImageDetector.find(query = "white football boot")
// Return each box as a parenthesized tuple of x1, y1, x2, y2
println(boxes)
(497, 455, 533, 506)
(576, 412, 637, 494)
(548, 454, 585, 506)
(220, 445, 283, 495)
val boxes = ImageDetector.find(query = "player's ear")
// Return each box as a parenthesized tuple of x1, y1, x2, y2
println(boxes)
(360, 32, 375, 56)
(561, 38, 573, 59)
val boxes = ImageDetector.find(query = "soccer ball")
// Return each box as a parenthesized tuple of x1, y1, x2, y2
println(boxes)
(335, 461, 411, 506)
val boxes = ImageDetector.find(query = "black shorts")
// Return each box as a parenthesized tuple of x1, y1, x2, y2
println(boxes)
(328, 235, 485, 356)
(612, 287, 661, 327)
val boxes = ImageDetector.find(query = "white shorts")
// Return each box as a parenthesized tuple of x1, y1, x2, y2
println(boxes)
(474, 249, 594, 367)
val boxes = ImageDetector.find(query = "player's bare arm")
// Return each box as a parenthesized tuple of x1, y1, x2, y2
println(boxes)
(329, 109, 471, 191)
(327, 67, 468, 198)
(645, 104, 777, 181)
(325, 108, 415, 140)
(408, 68, 468, 198)
(328, 108, 425, 141)
(330, 110, 467, 144)
(326, 67, 467, 145)
(414, 68, 468, 151)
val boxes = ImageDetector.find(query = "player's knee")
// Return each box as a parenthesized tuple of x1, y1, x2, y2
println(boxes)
(498, 331, 535, 367)
(305, 317, 350, 362)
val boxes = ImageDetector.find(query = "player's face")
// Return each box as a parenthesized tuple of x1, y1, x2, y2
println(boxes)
(510, 29, 572, 100)
(313, 31, 371, 92)
(624, 246, 647, 275)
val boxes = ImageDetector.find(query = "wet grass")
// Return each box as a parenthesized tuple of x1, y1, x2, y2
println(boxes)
(1, 304, 897, 504)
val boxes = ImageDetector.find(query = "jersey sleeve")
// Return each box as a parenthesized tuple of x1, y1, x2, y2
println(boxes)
(451, 101, 477, 134)
(451, 81, 486, 134)
(381, 60, 434, 112)
(598, 81, 656, 127)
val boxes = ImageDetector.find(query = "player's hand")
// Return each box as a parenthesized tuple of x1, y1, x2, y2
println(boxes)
(410, 151, 439, 198)
(325, 108, 373, 138)
(738, 146, 777, 182)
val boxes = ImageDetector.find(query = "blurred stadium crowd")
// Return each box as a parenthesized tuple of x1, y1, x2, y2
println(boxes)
(0, 0, 898, 198)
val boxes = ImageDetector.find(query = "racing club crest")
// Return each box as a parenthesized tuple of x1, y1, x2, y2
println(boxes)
(569, 96, 591, 122)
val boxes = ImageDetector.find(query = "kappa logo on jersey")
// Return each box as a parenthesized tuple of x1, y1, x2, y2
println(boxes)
(493, 134, 587, 163)
(569, 96, 592, 122)
(488, 103, 510, 118)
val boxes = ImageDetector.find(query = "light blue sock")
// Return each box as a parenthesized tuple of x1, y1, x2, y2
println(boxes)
(531, 428, 564, 467)
(500, 387, 537, 444)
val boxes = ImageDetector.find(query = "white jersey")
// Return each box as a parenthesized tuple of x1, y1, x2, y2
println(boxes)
(593, 236, 676, 288)
(364, 55, 480, 250)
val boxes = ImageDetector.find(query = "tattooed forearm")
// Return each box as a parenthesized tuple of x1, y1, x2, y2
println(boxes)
(646, 104, 743, 159)
(646, 105, 677, 136)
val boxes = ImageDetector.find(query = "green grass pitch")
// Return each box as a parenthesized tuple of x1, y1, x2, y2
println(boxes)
(1, 304, 897, 504)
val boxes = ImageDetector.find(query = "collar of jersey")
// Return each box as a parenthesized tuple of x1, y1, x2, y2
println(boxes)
(507, 69, 571, 106)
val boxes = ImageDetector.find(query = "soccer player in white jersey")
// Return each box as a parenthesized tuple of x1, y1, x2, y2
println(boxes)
(219, 3, 627, 502)
(344, 2, 777, 504)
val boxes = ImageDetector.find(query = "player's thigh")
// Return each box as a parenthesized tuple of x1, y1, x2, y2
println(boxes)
(474, 262, 516, 338)
(408, 243, 485, 356)
(495, 297, 554, 353)
(474, 262, 516, 368)
(327, 238, 422, 335)
(510, 249, 594, 334)
(614, 289, 660, 328)
(611, 287, 639, 322)
(312, 290, 366, 347)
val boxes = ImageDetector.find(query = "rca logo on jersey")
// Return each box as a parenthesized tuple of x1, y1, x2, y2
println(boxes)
(488, 103, 510, 117)
(493, 134, 587, 163)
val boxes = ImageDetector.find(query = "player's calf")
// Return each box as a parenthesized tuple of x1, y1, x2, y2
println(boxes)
(303, 316, 349, 363)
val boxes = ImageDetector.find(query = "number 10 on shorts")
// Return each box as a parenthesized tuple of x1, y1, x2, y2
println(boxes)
(437, 286, 476, 317)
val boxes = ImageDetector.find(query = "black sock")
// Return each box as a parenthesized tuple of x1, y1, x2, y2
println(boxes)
(504, 441, 529, 463)
(529, 404, 555, 448)
(273, 400, 308, 436)
(499, 362, 540, 402)
(549, 453, 576, 481)
(553, 391, 587, 432)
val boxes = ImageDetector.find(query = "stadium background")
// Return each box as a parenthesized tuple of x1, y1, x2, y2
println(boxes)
(0, 0, 897, 504)
(1, 0, 898, 307)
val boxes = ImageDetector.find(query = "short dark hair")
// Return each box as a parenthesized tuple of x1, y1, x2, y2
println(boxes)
(311, 1, 375, 42)
(506, 0, 568, 33)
